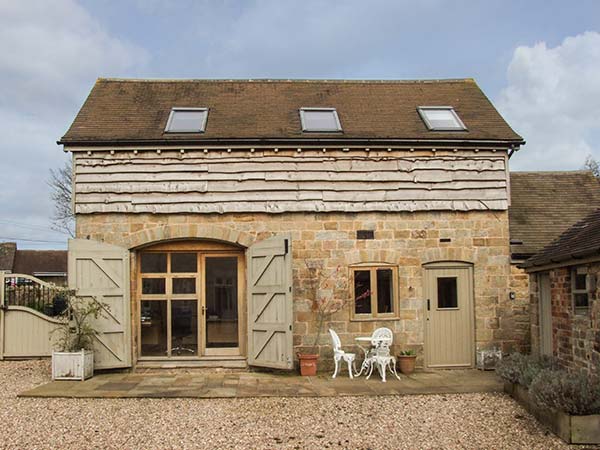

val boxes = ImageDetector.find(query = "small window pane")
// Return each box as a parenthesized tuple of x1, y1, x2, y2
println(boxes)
(173, 278, 196, 294)
(354, 270, 372, 314)
(171, 253, 197, 273)
(574, 293, 589, 308)
(141, 253, 167, 273)
(574, 273, 587, 291)
(419, 107, 465, 130)
(437, 277, 458, 309)
(376, 269, 394, 314)
(301, 109, 341, 131)
(142, 278, 166, 295)
(166, 109, 207, 132)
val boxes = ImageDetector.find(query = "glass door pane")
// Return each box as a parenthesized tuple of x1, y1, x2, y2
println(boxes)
(171, 300, 198, 356)
(205, 257, 238, 348)
(140, 300, 168, 356)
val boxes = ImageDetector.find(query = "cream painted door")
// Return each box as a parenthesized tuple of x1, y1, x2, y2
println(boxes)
(538, 272, 553, 356)
(69, 239, 132, 369)
(247, 234, 293, 370)
(424, 263, 474, 368)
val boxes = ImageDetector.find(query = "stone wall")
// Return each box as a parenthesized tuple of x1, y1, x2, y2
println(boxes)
(76, 210, 519, 369)
(508, 264, 531, 353)
(529, 265, 600, 378)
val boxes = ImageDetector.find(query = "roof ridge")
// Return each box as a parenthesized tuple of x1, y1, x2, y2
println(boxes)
(511, 170, 594, 175)
(96, 77, 477, 85)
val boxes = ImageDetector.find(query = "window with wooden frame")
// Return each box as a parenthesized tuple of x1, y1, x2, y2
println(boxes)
(571, 266, 591, 315)
(350, 265, 398, 320)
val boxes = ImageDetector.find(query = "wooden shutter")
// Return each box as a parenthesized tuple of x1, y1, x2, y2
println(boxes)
(247, 234, 293, 369)
(68, 239, 132, 369)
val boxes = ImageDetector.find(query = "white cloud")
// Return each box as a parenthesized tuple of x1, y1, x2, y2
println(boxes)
(497, 32, 600, 171)
(0, 0, 148, 249)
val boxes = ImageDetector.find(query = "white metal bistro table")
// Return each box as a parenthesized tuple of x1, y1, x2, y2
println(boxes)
(354, 336, 392, 377)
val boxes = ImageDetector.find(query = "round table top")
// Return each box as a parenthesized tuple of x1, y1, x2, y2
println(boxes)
(355, 336, 391, 342)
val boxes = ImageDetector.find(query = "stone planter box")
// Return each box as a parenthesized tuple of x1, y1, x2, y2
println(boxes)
(52, 350, 94, 381)
(504, 382, 600, 444)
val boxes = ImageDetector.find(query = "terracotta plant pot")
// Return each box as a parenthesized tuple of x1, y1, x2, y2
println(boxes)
(398, 355, 417, 375)
(298, 353, 319, 376)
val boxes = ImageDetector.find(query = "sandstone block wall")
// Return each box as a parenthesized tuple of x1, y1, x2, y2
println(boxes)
(76, 210, 521, 369)
(508, 264, 531, 353)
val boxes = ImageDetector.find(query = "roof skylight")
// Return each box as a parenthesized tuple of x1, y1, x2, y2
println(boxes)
(418, 106, 466, 131)
(165, 107, 208, 133)
(299, 108, 342, 132)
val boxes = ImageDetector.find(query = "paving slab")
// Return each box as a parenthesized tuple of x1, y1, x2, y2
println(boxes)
(19, 369, 502, 399)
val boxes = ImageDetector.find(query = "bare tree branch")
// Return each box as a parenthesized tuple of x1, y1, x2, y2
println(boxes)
(584, 154, 600, 178)
(48, 160, 75, 237)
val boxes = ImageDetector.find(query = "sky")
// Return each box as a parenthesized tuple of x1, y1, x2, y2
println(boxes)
(1, 0, 600, 249)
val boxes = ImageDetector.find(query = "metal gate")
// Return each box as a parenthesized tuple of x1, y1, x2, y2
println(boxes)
(0, 273, 65, 359)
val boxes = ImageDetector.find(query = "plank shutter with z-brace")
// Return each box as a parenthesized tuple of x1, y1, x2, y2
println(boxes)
(68, 239, 132, 369)
(247, 234, 293, 369)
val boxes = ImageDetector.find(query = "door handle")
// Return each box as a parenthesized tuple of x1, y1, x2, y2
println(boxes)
(201, 306, 206, 315)
(427, 299, 430, 311)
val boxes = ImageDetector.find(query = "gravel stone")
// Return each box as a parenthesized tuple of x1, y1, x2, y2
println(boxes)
(0, 360, 581, 449)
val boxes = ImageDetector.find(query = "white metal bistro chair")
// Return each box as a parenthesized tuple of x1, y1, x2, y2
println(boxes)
(365, 327, 401, 382)
(329, 329, 356, 379)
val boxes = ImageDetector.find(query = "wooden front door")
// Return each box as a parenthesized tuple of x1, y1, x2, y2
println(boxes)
(424, 263, 474, 368)
(247, 234, 293, 370)
(69, 239, 132, 369)
(137, 241, 244, 360)
(538, 272, 553, 356)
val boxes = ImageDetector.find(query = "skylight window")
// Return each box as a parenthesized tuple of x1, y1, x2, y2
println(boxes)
(299, 108, 342, 132)
(418, 107, 466, 131)
(165, 107, 208, 133)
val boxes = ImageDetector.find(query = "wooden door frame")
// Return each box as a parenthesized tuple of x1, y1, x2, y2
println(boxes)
(201, 252, 246, 357)
(133, 241, 246, 363)
(423, 261, 475, 369)
(538, 272, 552, 356)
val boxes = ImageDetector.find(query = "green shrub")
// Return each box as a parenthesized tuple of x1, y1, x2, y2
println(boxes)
(530, 368, 600, 415)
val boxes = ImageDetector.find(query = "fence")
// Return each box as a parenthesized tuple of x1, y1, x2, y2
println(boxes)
(0, 273, 66, 359)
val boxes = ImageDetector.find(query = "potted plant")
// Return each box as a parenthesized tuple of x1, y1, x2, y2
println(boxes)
(51, 292, 108, 381)
(297, 263, 349, 376)
(397, 349, 417, 375)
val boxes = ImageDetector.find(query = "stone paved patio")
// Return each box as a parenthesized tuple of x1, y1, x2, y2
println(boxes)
(19, 369, 501, 399)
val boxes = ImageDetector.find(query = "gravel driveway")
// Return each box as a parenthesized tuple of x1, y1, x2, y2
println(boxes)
(0, 360, 576, 449)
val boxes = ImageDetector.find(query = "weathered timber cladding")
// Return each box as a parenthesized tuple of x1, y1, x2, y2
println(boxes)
(73, 150, 508, 214)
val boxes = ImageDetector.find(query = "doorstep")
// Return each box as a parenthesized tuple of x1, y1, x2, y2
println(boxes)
(134, 356, 248, 370)
(18, 369, 502, 399)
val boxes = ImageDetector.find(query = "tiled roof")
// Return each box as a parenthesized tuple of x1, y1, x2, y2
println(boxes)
(509, 171, 600, 258)
(60, 78, 523, 145)
(12, 250, 67, 276)
(522, 208, 600, 269)
(0, 242, 17, 271)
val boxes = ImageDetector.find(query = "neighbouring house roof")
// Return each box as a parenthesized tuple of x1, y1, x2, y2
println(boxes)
(0, 242, 17, 271)
(59, 78, 524, 146)
(509, 171, 600, 259)
(522, 208, 600, 270)
(12, 250, 67, 277)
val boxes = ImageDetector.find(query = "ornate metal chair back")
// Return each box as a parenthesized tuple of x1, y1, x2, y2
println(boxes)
(329, 328, 342, 353)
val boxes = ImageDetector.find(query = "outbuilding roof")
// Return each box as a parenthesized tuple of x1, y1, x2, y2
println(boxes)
(59, 78, 523, 146)
(522, 208, 600, 270)
(12, 250, 67, 277)
(509, 171, 600, 259)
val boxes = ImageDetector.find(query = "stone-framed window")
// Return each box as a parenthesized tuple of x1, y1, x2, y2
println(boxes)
(571, 266, 590, 315)
(350, 264, 398, 320)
